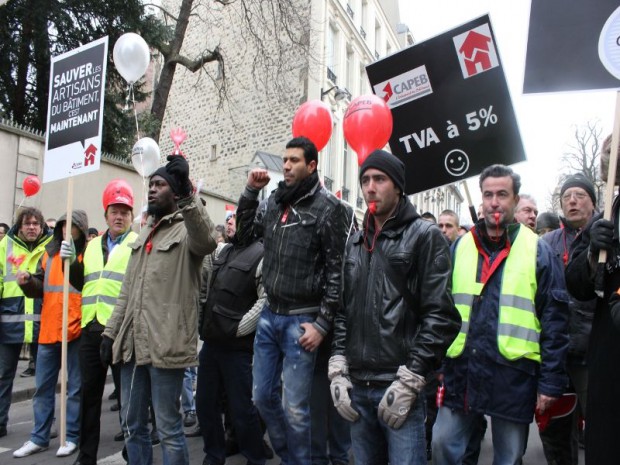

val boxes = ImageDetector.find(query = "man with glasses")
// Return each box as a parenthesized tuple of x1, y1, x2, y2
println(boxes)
(0, 208, 52, 437)
(537, 173, 597, 464)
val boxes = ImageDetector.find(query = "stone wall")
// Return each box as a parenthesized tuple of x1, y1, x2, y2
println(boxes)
(0, 119, 234, 231)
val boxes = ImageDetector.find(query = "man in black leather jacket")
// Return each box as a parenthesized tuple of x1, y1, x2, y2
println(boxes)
(330, 150, 460, 465)
(235, 136, 352, 465)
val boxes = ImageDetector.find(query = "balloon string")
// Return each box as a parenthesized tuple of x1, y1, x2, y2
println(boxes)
(131, 84, 140, 139)
(14, 197, 25, 222)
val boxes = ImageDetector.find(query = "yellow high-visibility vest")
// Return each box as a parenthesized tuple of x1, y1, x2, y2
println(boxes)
(81, 232, 137, 327)
(0, 234, 51, 343)
(447, 225, 541, 363)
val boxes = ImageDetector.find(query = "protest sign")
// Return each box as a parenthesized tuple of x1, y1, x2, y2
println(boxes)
(366, 15, 525, 194)
(44, 36, 108, 183)
(524, 0, 620, 94)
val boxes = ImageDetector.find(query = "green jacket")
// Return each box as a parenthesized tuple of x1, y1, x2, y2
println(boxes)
(103, 195, 216, 368)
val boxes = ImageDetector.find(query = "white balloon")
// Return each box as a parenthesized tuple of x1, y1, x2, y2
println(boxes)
(113, 33, 150, 84)
(132, 137, 160, 177)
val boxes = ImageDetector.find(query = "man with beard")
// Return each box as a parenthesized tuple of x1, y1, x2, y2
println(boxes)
(102, 155, 216, 465)
(67, 180, 137, 465)
(330, 150, 460, 465)
(433, 164, 569, 464)
(0, 207, 51, 437)
(235, 136, 351, 465)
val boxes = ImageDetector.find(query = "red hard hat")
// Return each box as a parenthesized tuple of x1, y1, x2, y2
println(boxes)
(102, 179, 134, 211)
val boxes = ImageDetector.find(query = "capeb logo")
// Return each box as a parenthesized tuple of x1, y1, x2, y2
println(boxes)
(372, 65, 433, 109)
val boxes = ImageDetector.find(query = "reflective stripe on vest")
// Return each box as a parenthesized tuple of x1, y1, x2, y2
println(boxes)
(447, 226, 541, 362)
(81, 232, 136, 327)
(39, 253, 82, 343)
(1, 236, 50, 343)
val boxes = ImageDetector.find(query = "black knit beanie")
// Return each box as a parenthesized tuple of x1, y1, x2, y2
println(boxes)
(359, 150, 406, 196)
(151, 165, 181, 195)
(560, 174, 596, 206)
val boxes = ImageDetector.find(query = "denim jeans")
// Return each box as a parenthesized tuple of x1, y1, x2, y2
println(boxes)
(310, 342, 351, 465)
(120, 360, 188, 465)
(432, 407, 529, 465)
(349, 382, 426, 465)
(0, 343, 22, 429)
(31, 340, 81, 446)
(181, 367, 196, 414)
(196, 342, 266, 465)
(252, 306, 317, 465)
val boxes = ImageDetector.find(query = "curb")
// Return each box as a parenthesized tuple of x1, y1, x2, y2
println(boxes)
(11, 373, 113, 404)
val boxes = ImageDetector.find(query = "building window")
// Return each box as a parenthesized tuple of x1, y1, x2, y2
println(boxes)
(324, 176, 333, 191)
(327, 23, 338, 82)
(327, 67, 337, 84)
(356, 196, 363, 209)
(342, 141, 350, 191)
(346, 49, 354, 91)
(346, 3, 354, 19)
(342, 187, 350, 202)
(210, 144, 218, 161)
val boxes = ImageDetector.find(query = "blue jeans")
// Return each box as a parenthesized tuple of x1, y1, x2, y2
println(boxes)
(31, 340, 81, 446)
(0, 343, 22, 428)
(310, 343, 351, 465)
(181, 367, 196, 414)
(252, 306, 318, 465)
(196, 342, 266, 465)
(350, 382, 426, 465)
(432, 407, 529, 465)
(120, 360, 188, 465)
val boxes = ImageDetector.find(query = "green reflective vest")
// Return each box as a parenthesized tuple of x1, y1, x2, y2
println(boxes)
(81, 231, 137, 327)
(0, 233, 52, 343)
(447, 225, 541, 363)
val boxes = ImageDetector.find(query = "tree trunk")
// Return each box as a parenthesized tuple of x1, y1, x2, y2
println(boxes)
(150, 0, 194, 142)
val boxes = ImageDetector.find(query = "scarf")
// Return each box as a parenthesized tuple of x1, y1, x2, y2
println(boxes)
(274, 171, 320, 206)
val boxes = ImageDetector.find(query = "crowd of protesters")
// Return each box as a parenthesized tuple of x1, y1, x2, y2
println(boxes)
(0, 134, 618, 465)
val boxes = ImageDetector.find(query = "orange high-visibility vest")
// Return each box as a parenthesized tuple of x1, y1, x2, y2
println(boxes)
(38, 252, 82, 344)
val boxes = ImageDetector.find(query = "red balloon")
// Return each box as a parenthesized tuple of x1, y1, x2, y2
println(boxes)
(23, 175, 41, 197)
(292, 100, 333, 152)
(343, 94, 393, 166)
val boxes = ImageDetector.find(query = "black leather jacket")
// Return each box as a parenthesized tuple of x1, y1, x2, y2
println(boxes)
(332, 199, 461, 382)
(236, 180, 352, 334)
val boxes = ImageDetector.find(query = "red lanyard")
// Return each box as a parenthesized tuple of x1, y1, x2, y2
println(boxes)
(472, 230, 511, 284)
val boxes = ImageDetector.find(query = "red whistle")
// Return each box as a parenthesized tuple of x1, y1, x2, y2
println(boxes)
(369, 202, 377, 215)
(436, 383, 445, 408)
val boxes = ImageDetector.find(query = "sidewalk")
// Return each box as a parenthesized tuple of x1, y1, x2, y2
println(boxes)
(10, 358, 112, 404)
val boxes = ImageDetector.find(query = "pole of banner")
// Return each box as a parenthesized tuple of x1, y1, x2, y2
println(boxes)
(461, 180, 478, 224)
(595, 91, 620, 297)
(60, 176, 74, 446)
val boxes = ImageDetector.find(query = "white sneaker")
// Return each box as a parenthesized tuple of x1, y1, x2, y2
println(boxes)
(13, 440, 48, 458)
(56, 441, 78, 457)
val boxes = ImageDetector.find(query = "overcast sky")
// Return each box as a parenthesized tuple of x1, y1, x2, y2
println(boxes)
(398, 0, 616, 215)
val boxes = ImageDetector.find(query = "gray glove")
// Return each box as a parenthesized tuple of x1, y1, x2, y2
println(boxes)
(378, 365, 426, 429)
(328, 355, 360, 422)
(60, 240, 76, 264)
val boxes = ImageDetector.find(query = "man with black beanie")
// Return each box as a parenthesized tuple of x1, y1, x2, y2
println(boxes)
(538, 172, 597, 464)
(235, 136, 352, 465)
(102, 154, 216, 465)
(330, 149, 461, 464)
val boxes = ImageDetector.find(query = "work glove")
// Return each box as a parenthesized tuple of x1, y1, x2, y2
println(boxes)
(328, 355, 360, 422)
(100, 335, 114, 366)
(166, 154, 192, 197)
(589, 218, 615, 254)
(60, 239, 76, 264)
(378, 365, 426, 429)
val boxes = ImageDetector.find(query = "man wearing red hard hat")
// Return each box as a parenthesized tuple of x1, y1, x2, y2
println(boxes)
(65, 179, 138, 465)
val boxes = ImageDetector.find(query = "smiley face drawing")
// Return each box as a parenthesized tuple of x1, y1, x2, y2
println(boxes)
(444, 149, 470, 177)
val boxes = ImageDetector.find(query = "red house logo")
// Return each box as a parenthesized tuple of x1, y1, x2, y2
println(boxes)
(84, 144, 97, 166)
(453, 24, 499, 79)
(381, 82, 394, 103)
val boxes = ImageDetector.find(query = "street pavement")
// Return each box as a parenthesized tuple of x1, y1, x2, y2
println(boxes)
(1, 358, 583, 464)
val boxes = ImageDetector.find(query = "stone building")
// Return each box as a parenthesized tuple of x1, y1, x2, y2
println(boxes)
(157, 0, 417, 212)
